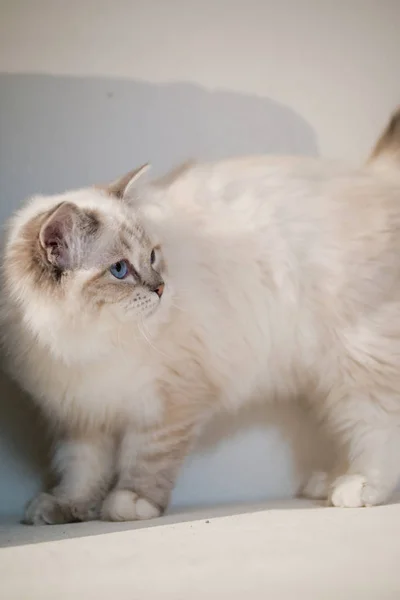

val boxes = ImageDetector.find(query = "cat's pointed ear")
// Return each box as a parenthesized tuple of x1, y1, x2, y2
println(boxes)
(39, 202, 97, 270)
(153, 160, 195, 187)
(368, 106, 400, 169)
(106, 164, 151, 199)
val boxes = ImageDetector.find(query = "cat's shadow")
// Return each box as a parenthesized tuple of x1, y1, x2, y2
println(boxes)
(0, 366, 51, 514)
(0, 73, 319, 220)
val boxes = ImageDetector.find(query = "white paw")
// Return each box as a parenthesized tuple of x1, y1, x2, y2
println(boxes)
(24, 493, 68, 525)
(301, 471, 329, 500)
(330, 474, 387, 508)
(101, 490, 161, 522)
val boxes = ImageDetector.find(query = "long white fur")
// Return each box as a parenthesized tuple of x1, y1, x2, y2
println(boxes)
(3, 125, 400, 522)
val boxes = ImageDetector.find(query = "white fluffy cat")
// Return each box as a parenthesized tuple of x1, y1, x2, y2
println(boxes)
(2, 110, 400, 525)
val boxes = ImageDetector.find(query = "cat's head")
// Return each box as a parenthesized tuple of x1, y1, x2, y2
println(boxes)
(3, 166, 170, 361)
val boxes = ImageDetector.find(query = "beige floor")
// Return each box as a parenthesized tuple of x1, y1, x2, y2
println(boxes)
(1, 497, 400, 599)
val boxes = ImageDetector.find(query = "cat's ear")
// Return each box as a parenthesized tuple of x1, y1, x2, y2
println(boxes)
(153, 160, 194, 187)
(39, 202, 98, 270)
(106, 164, 150, 199)
(368, 106, 400, 168)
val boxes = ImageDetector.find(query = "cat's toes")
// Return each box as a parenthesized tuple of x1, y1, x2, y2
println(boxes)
(360, 482, 391, 507)
(301, 471, 329, 500)
(101, 489, 161, 522)
(330, 474, 388, 508)
(24, 493, 98, 525)
(23, 492, 69, 525)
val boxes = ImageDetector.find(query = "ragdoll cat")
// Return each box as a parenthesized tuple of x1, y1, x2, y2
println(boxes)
(3, 109, 400, 525)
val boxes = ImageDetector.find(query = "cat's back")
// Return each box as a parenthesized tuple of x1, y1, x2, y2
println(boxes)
(163, 154, 400, 245)
(158, 154, 400, 318)
(169, 154, 399, 206)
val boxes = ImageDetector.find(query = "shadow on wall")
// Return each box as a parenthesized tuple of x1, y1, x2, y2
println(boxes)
(0, 73, 326, 518)
(0, 73, 318, 219)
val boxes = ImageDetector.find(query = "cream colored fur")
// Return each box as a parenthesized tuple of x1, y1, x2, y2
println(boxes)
(2, 110, 400, 524)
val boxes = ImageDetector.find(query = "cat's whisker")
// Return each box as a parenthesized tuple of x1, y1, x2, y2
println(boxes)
(116, 323, 125, 350)
(138, 318, 171, 360)
(116, 326, 137, 367)
(170, 302, 187, 313)
(168, 294, 186, 310)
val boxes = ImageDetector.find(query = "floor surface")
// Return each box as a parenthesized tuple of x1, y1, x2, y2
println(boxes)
(1, 496, 399, 599)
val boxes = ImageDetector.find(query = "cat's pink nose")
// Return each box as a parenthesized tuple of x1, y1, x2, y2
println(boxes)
(155, 283, 164, 298)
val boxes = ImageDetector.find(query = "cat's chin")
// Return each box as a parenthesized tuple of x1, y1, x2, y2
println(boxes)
(140, 305, 164, 325)
(128, 302, 161, 321)
(133, 290, 172, 323)
(140, 299, 173, 331)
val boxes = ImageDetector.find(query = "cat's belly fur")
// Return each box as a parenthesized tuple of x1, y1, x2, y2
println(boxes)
(18, 346, 165, 431)
(16, 319, 295, 433)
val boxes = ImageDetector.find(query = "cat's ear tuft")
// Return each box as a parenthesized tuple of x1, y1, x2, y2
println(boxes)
(106, 164, 151, 199)
(39, 202, 84, 270)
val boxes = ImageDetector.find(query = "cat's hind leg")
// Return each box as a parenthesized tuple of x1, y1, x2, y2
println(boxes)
(320, 380, 400, 508)
(301, 470, 330, 500)
(328, 423, 400, 508)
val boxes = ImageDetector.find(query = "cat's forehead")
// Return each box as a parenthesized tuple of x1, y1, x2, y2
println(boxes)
(73, 189, 154, 256)
(60, 187, 151, 243)
(118, 220, 150, 248)
(14, 187, 153, 260)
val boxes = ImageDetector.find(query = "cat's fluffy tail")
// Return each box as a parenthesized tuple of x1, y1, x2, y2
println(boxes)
(368, 106, 400, 174)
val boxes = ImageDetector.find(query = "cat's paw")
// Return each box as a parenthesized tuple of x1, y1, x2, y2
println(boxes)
(24, 492, 99, 525)
(329, 474, 388, 508)
(101, 489, 161, 522)
(24, 493, 69, 525)
(301, 471, 330, 500)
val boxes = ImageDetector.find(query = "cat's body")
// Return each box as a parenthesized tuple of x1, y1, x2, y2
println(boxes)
(3, 112, 400, 524)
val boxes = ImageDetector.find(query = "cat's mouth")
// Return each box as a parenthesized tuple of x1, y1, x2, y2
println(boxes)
(145, 300, 162, 319)
(129, 295, 163, 320)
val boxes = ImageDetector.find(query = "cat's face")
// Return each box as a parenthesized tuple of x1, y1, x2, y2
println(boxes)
(3, 169, 170, 360)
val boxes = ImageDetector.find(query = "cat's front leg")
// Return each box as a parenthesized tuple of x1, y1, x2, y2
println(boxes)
(24, 434, 115, 525)
(101, 422, 195, 522)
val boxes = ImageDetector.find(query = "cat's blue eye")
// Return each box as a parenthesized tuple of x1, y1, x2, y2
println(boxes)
(110, 260, 129, 279)
(150, 249, 156, 265)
